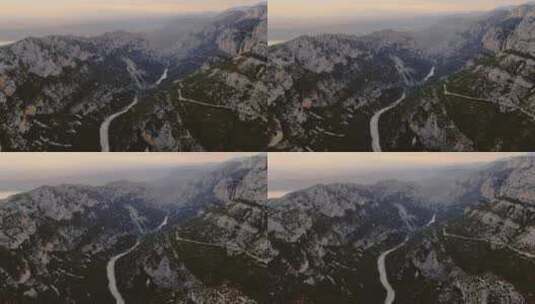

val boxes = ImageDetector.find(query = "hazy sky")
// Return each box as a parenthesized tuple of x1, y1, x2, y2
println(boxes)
(270, 0, 530, 19)
(1, 0, 261, 20)
(268, 153, 526, 197)
(0, 152, 256, 191)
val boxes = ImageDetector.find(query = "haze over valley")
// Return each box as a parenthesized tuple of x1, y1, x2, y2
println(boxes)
(266, 153, 535, 303)
(268, 152, 526, 197)
(0, 0, 267, 152)
(269, 0, 530, 43)
(0, 0, 262, 42)
(267, 1, 535, 152)
(0, 153, 268, 303)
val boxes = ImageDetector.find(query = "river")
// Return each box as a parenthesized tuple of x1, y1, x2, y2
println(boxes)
(370, 93, 406, 152)
(100, 97, 138, 152)
(377, 237, 408, 304)
(106, 216, 168, 304)
(155, 68, 168, 86)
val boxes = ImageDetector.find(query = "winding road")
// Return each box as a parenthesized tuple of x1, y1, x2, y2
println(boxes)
(100, 97, 138, 152)
(443, 84, 535, 120)
(443, 84, 490, 102)
(177, 85, 233, 110)
(378, 237, 409, 304)
(443, 228, 535, 259)
(370, 93, 406, 152)
(174, 231, 269, 266)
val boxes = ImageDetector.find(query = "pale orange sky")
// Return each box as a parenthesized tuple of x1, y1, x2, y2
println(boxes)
(269, 152, 525, 171)
(1, 0, 262, 19)
(270, 0, 530, 19)
(0, 152, 257, 181)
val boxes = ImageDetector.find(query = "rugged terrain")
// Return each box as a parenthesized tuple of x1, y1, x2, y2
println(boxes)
(265, 156, 535, 303)
(268, 3, 535, 151)
(1, 155, 535, 303)
(0, 3, 267, 152)
(0, 155, 268, 303)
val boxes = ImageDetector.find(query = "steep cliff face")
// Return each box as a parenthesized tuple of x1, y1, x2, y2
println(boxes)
(383, 4, 535, 151)
(111, 155, 269, 304)
(448, 157, 535, 254)
(264, 156, 535, 303)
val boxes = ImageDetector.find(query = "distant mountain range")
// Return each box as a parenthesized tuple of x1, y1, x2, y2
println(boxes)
(267, 3, 535, 151)
(0, 3, 267, 152)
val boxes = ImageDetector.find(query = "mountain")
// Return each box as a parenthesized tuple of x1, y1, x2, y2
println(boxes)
(0, 3, 267, 152)
(0, 155, 267, 303)
(113, 156, 269, 303)
(1, 155, 534, 303)
(0, 182, 166, 303)
(383, 4, 535, 152)
(264, 156, 535, 303)
(267, 32, 433, 151)
(268, 3, 535, 151)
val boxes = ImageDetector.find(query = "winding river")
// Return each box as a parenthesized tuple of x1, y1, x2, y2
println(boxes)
(426, 214, 436, 227)
(106, 241, 140, 304)
(422, 66, 435, 83)
(155, 68, 168, 86)
(106, 216, 168, 304)
(370, 93, 406, 152)
(100, 97, 138, 152)
(377, 237, 408, 304)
